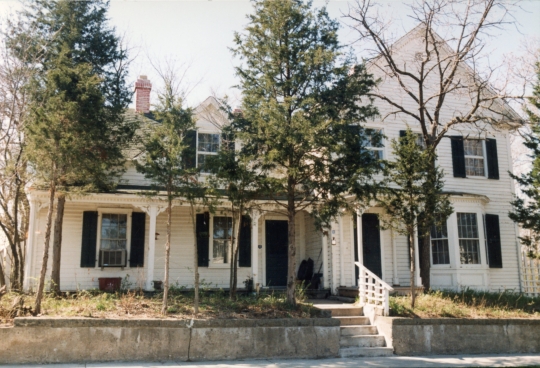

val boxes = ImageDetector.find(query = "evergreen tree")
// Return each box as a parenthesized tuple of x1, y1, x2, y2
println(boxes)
(232, 0, 379, 304)
(510, 62, 540, 258)
(134, 75, 200, 314)
(379, 129, 452, 307)
(11, 0, 134, 311)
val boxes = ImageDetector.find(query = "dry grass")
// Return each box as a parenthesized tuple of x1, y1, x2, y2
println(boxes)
(0, 287, 321, 326)
(390, 289, 540, 319)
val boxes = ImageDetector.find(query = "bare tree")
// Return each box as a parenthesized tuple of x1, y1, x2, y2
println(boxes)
(345, 0, 522, 289)
(0, 19, 40, 291)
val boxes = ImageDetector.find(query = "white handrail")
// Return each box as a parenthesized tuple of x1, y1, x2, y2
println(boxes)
(355, 261, 394, 316)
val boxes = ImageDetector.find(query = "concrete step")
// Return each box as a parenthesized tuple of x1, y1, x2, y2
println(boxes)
(339, 347, 394, 358)
(340, 325, 378, 336)
(327, 307, 363, 317)
(340, 334, 386, 348)
(334, 316, 370, 325)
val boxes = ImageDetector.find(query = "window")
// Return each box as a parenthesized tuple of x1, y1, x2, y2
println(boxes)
(457, 213, 481, 264)
(100, 214, 127, 251)
(464, 140, 485, 177)
(399, 130, 426, 149)
(431, 219, 450, 265)
(212, 216, 232, 264)
(197, 133, 220, 172)
(363, 128, 384, 159)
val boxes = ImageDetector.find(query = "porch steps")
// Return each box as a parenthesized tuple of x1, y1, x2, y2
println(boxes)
(319, 305, 393, 358)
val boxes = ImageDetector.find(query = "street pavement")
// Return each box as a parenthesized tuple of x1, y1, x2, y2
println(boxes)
(4, 354, 540, 368)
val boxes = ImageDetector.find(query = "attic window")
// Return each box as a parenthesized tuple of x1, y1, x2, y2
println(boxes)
(415, 52, 424, 62)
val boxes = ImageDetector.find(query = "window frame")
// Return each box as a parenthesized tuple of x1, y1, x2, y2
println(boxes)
(95, 208, 133, 268)
(463, 139, 488, 178)
(363, 127, 385, 159)
(430, 218, 451, 266)
(196, 131, 221, 173)
(456, 212, 483, 265)
(208, 213, 234, 268)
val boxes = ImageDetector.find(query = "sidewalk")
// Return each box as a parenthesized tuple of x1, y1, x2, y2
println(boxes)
(5, 354, 540, 368)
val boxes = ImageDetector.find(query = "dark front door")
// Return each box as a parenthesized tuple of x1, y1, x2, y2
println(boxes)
(362, 213, 382, 278)
(353, 213, 359, 286)
(266, 220, 288, 287)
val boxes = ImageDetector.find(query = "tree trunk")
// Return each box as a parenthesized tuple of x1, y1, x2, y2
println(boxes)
(34, 179, 56, 315)
(230, 207, 242, 300)
(18, 190, 30, 289)
(420, 159, 438, 291)
(51, 193, 65, 294)
(162, 193, 172, 315)
(0, 256, 6, 287)
(189, 201, 199, 314)
(287, 196, 297, 306)
(409, 231, 416, 309)
(229, 208, 235, 299)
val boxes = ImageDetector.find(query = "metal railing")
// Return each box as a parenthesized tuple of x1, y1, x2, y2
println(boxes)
(355, 262, 394, 316)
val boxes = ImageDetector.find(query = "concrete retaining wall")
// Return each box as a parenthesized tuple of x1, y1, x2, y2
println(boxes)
(378, 317, 540, 355)
(0, 317, 340, 364)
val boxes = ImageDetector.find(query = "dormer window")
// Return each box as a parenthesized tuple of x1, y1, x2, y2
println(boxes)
(197, 133, 220, 172)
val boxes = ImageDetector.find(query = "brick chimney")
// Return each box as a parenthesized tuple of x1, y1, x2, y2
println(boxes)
(134, 75, 152, 113)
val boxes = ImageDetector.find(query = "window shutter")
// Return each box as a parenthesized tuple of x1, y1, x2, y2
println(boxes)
(486, 139, 499, 180)
(238, 215, 252, 267)
(80, 211, 98, 268)
(346, 125, 361, 151)
(450, 136, 466, 178)
(485, 214, 503, 268)
(183, 130, 197, 169)
(130, 212, 146, 268)
(196, 212, 209, 267)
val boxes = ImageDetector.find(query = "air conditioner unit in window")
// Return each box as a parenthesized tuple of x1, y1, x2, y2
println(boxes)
(100, 249, 127, 267)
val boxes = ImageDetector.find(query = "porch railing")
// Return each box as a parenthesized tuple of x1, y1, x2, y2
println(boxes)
(355, 262, 394, 316)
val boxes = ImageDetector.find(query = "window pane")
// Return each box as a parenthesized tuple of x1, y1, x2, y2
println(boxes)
(464, 140, 483, 156)
(198, 133, 220, 153)
(465, 158, 485, 176)
(213, 216, 232, 264)
(100, 213, 128, 251)
(431, 218, 449, 265)
(457, 213, 480, 264)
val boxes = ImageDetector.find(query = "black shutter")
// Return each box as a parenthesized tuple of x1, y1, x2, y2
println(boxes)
(450, 136, 466, 178)
(183, 130, 197, 169)
(485, 214, 503, 268)
(196, 212, 210, 267)
(80, 211, 98, 268)
(238, 215, 252, 267)
(130, 212, 146, 268)
(346, 125, 361, 151)
(486, 139, 499, 180)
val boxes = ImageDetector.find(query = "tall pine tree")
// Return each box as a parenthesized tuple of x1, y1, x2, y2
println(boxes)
(11, 0, 134, 310)
(232, 0, 379, 304)
(510, 62, 540, 258)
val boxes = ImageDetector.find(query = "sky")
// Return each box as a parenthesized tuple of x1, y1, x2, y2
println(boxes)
(0, 0, 539, 108)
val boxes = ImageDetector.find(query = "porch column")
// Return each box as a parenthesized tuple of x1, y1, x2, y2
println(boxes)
(145, 205, 158, 291)
(413, 225, 422, 286)
(251, 210, 260, 287)
(356, 210, 363, 286)
(23, 199, 39, 291)
(391, 229, 400, 285)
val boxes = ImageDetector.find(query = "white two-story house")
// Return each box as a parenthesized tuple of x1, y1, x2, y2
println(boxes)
(23, 27, 522, 295)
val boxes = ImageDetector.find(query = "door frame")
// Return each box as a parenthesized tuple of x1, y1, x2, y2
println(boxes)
(262, 214, 288, 287)
(354, 209, 387, 283)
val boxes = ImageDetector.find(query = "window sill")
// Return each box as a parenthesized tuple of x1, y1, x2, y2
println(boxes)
(208, 263, 232, 269)
(464, 176, 487, 180)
